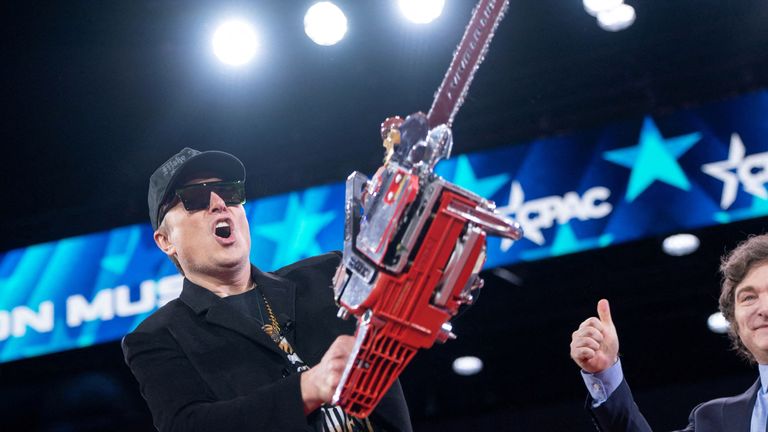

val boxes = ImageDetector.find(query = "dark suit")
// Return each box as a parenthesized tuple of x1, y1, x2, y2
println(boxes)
(589, 378, 760, 432)
(122, 252, 412, 432)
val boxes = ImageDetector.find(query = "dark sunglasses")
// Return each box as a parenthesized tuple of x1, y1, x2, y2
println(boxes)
(174, 180, 246, 212)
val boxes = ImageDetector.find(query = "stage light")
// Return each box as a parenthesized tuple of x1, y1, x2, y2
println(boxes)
(452, 356, 483, 376)
(583, 0, 624, 17)
(597, 4, 636, 32)
(662, 233, 700, 256)
(707, 312, 729, 334)
(492, 267, 523, 286)
(212, 19, 259, 66)
(399, 0, 445, 24)
(304, 2, 348, 46)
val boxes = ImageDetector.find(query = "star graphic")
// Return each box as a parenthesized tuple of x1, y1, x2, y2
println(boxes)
(497, 181, 545, 248)
(714, 196, 768, 224)
(603, 117, 701, 202)
(252, 192, 337, 269)
(702, 133, 768, 209)
(450, 155, 510, 199)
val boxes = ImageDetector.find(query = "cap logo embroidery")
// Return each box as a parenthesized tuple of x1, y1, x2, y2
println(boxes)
(160, 154, 189, 176)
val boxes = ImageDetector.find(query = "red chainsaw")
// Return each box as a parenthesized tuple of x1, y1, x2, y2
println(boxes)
(332, 0, 522, 417)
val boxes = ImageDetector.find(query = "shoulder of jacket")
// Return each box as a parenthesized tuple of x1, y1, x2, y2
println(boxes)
(692, 391, 746, 415)
(128, 298, 187, 334)
(273, 251, 342, 277)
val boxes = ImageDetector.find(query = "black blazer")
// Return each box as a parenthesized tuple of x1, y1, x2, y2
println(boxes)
(589, 377, 760, 432)
(122, 252, 412, 432)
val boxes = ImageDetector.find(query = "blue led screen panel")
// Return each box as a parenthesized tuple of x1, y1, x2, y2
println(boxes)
(1, 91, 768, 363)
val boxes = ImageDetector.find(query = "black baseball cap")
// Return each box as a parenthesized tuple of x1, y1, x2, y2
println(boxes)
(148, 147, 246, 230)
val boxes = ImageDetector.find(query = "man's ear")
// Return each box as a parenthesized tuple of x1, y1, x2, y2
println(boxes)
(154, 228, 176, 258)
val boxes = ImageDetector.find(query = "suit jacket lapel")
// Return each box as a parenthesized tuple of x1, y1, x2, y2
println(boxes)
(179, 276, 287, 358)
(720, 378, 760, 432)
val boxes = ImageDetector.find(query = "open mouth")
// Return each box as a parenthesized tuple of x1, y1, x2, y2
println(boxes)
(215, 221, 232, 238)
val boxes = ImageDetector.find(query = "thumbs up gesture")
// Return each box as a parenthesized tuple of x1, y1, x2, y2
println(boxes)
(570, 299, 619, 374)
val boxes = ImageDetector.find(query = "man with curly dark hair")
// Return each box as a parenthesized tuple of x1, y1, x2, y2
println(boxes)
(570, 234, 768, 431)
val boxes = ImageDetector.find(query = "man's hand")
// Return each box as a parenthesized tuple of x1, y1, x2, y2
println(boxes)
(570, 299, 619, 374)
(300, 335, 354, 414)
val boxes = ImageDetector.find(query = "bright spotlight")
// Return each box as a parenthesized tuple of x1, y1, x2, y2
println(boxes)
(662, 233, 700, 256)
(304, 2, 348, 46)
(399, 0, 445, 24)
(212, 19, 259, 66)
(597, 4, 636, 32)
(452, 356, 483, 376)
(583, 0, 624, 17)
(707, 312, 729, 334)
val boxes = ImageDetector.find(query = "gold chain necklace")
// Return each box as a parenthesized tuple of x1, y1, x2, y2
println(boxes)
(251, 283, 291, 352)
(261, 293, 281, 343)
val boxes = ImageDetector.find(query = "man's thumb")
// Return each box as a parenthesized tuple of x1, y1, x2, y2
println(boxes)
(597, 299, 613, 325)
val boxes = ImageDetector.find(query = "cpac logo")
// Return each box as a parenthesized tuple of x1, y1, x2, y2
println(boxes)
(497, 181, 613, 250)
(702, 133, 768, 209)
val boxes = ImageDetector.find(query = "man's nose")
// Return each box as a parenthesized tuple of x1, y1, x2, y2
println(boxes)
(208, 192, 227, 213)
(758, 293, 768, 316)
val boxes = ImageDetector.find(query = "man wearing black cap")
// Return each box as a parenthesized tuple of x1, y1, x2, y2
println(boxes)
(122, 148, 412, 431)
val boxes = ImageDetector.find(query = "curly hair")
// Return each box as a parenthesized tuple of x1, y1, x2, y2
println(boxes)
(718, 234, 768, 363)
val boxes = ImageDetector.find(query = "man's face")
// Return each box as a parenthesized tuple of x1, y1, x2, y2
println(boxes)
(734, 262, 768, 364)
(157, 177, 251, 276)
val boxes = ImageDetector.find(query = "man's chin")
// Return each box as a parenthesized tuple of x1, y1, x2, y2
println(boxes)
(752, 349, 768, 364)
(218, 256, 249, 269)
(207, 250, 249, 270)
(745, 335, 768, 359)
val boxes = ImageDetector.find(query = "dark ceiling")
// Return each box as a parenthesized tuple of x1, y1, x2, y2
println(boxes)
(3, 0, 768, 430)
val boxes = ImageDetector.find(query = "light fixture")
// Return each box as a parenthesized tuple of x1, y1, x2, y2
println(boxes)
(707, 312, 729, 334)
(452, 356, 483, 376)
(491, 268, 523, 286)
(662, 233, 700, 256)
(399, 0, 445, 24)
(211, 19, 259, 66)
(304, 2, 348, 46)
(596, 4, 636, 32)
(583, 0, 624, 17)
